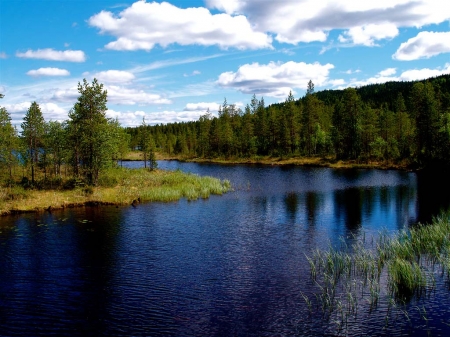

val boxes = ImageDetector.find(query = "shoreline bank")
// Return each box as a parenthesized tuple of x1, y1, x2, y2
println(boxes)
(124, 152, 413, 171)
(0, 168, 231, 217)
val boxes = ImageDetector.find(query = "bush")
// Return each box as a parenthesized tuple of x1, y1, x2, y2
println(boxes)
(83, 186, 94, 195)
(0, 186, 28, 201)
(97, 175, 119, 187)
(63, 178, 86, 190)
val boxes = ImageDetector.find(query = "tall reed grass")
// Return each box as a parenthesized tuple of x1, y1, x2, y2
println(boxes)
(304, 214, 450, 333)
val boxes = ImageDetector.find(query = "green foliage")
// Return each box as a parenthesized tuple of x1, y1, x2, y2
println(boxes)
(125, 74, 450, 168)
(0, 107, 19, 180)
(68, 78, 114, 185)
(21, 101, 46, 184)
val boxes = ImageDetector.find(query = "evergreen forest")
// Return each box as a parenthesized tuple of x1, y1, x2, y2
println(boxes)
(126, 74, 450, 167)
(1, 75, 450, 189)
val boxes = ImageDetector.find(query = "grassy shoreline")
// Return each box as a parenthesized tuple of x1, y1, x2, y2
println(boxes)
(0, 168, 231, 217)
(123, 151, 412, 171)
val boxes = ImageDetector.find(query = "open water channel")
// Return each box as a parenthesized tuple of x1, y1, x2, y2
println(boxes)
(1, 161, 450, 336)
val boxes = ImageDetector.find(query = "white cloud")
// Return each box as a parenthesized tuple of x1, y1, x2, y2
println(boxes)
(93, 70, 135, 83)
(146, 110, 206, 124)
(2, 102, 32, 113)
(184, 102, 221, 113)
(0, 52, 7, 59)
(338, 23, 398, 46)
(206, 0, 450, 46)
(378, 68, 397, 76)
(51, 87, 79, 103)
(393, 31, 450, 61)
(88, 1, 272, 51)
(347, 64, 450, 87)
(217, 61, 334, 97)
(106, 85, 171, 105)
(183, 70, 201, 77)
(400, 65, 450, 81)
(26, 67, 70, 77)
(50, 82, 169, 106)
(130, 54, 224, 73)
(106, 109, 204, 126)
(3, 101, 68, 126)
(345, 69, 361, 74)
(327, 79, 346, 87)
(16, 48, 86, 62)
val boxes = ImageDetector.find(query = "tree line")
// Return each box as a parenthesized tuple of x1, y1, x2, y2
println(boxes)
(127, 75, 450, 167)
(2, 74, 450, 188)
(0, 79, 134, 187)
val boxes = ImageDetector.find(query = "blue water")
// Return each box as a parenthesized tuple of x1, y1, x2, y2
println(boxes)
(1, 162, 450, 336)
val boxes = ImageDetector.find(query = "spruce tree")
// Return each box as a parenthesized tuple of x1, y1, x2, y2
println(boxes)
(0, 106, 18, 181)
(68, 78, 110, 185)
(21, 101, 45, 185)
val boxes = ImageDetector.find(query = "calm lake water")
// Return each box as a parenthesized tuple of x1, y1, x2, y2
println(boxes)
(2, 161, 450, 336)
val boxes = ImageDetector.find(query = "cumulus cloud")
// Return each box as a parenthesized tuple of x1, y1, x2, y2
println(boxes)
(184, 102, 221, 113)
(378, 68, 397, 76)
(49, 83, 169, 106)
(0, 52, 7, 59)
(26, 68, 70, 77)
(88, 1, 272, 51)
(3, 101, 68, 125)
(51, 87, 79, 103)
(393, 31, 450, 61)
(2, 102, 32, 114)
(16, 48, 86, 62)
(338, 23, 398, 46)
(106, 85, 171, 105)
(346, 64, 450, 87)
(400, 65, 450, 81)
(217, 61, 334, 97)
(106, 109, 204, 126)
(93, 70, 135, 83)
(327, 79, 346, 87)
(206, 0, 450, 46)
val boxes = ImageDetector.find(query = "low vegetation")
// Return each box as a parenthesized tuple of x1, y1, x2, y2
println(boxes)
(127, 75, 450, 169)
(0, 167, 231, 216)
(303, 214, 450, 333)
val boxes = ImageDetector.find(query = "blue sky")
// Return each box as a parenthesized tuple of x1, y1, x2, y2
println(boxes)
(1, 0, 450, 127)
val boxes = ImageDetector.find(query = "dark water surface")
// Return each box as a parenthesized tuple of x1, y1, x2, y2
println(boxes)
(2, 162, 450, 336)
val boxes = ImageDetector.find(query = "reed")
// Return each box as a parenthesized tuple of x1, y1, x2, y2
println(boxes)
(0, 167, 231, 215)
(305, 213, 450, 334)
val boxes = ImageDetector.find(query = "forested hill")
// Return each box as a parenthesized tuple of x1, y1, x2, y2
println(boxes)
(128, 74, 450, 167)
(312, 74, 450, 109)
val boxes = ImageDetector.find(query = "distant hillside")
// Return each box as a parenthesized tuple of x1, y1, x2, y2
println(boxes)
(313, 74, 450, 109)
(128, 73, 450, 168)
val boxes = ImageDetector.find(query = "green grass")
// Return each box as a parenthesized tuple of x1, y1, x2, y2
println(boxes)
(304, 214, 450, 333)
(0, 167, 231, 215)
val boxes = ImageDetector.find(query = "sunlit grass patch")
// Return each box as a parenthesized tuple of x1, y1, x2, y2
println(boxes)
(0, 167, 231, 215)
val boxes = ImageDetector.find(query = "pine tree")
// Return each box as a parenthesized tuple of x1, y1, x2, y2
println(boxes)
(21, 101, 46, 185)
(68, 78, 110, 185)
(0, 106, 18, 181)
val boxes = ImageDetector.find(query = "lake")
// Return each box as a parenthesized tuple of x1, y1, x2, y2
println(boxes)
(1, 161, 450, 336)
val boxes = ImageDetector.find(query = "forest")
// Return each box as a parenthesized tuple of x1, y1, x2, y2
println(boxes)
(126, 74, 450, 168)
(1, 75, 450, 189)
(0, 79, 133, 188)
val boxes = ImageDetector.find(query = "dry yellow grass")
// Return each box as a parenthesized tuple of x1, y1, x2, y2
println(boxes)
(123, 151, 410, 170)
(0, 168, 231, 216)
(182, 156, 410, 170)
